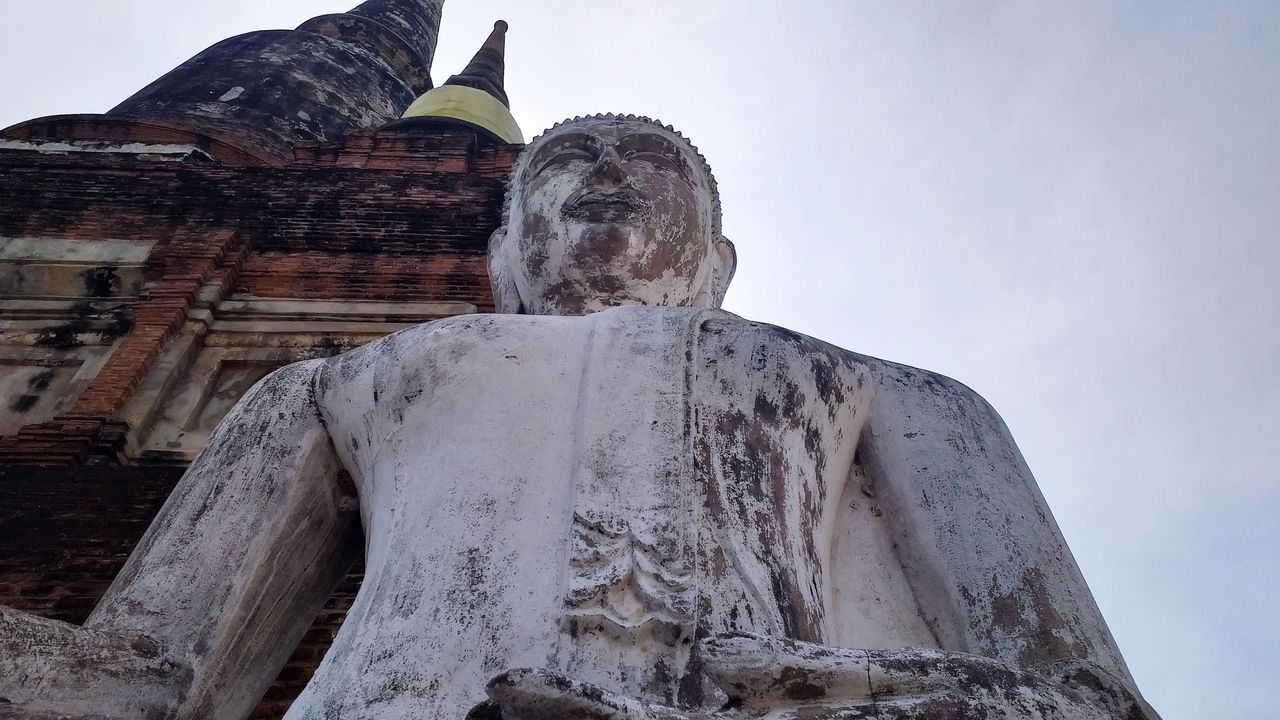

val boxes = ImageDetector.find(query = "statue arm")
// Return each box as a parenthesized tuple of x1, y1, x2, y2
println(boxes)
(662, 358, 1159, 719)
(856, 360, 1133, 683)
(0, 359, 362, 720)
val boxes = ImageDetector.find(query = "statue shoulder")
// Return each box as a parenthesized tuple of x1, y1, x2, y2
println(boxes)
(311, 312, 573, 395)
(236, 356, 329, 412)
(697, 312, 884, 415)
(860, 353, 1008, 422)
(858, 356, 1023, 470)
(702, 312, 1007, 424)
(700, 311, 880, 373)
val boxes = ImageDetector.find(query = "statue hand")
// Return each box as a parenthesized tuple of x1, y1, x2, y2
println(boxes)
(467, 668, 699, 720)
(700, 633, 1161, 720)
(466, 635, 1158, 720)
(0, 605, 189, 720)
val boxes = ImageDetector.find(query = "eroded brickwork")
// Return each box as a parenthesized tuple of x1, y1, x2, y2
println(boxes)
(237, 251, 493, 305)
(0, 466, 182, 623)
(0, 129, 515, 463)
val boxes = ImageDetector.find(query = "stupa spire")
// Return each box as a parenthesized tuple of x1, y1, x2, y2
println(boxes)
(397, 20, 523, 143)
(443, 20, 510, 107)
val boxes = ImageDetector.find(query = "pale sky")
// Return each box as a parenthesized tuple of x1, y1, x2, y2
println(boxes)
(2, 2, 1277, 717)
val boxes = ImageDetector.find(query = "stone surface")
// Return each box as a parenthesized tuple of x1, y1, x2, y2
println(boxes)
(0, 115, 1159, 720)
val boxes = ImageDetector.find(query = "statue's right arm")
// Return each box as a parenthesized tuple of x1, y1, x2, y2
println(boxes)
(0, 358, 362, 720)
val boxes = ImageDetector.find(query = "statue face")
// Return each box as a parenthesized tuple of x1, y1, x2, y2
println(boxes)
(498, 118, 726, 315)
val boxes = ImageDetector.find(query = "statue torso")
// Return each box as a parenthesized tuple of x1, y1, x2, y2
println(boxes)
(287, 306, 935, 719)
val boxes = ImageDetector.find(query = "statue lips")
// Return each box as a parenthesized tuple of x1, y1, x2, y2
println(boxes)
(562, 189, 649, 223)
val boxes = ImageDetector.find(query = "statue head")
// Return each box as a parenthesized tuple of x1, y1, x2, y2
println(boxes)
(489, 114, 736, 315)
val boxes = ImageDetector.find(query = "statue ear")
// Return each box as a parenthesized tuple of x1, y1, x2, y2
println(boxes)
(487, 228, 524, 314)
(706, 235, 738, 308)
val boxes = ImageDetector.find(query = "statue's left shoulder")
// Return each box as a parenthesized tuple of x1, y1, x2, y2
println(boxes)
(861, 355, 1013, 440)
(697, 312, 1010, 427)
(696, 312, 879, 417)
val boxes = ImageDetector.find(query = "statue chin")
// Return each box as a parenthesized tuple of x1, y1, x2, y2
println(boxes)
(522, 272, 704, 316)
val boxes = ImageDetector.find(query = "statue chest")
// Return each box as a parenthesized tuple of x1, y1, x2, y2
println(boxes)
(319, 308, 876, 706)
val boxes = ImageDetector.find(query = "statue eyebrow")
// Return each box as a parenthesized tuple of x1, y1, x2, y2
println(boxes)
(614, 133, 696, 178)
(526, 132, 600, 176)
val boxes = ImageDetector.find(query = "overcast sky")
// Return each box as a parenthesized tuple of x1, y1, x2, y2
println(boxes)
(2, 2, 1277, 717)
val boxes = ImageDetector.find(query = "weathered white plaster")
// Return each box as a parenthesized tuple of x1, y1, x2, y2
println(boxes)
(0, 116, 1158, 720)
(0, 351, 107, 435)
(0, 139, 214, 161)
(0, 285, 133, 434)
(0, 237, 154, 300)
(0, 238, 156, 264)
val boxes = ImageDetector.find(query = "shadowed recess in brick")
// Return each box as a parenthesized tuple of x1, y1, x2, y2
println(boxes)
(0, 465, 364, 719)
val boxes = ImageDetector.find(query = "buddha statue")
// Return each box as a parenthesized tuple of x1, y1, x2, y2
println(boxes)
(0, 115, 1158, 720)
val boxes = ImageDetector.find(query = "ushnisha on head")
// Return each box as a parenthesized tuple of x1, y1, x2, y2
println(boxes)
(489, 114, 737, 315)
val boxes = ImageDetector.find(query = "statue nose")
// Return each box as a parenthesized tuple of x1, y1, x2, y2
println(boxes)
(588, 147, 628, 186)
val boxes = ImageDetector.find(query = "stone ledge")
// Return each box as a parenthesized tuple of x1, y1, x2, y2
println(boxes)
(218, 296, 475, 322)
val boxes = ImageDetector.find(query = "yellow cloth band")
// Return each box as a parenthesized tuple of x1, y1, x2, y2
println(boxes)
(401, 85, 524, 144)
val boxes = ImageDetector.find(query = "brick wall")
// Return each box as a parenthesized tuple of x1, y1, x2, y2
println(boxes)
(0, 138, 517, 256)
(0, 466, 181, 622)
(0, 127, 514, 462)
(236, 251, 494, 308)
